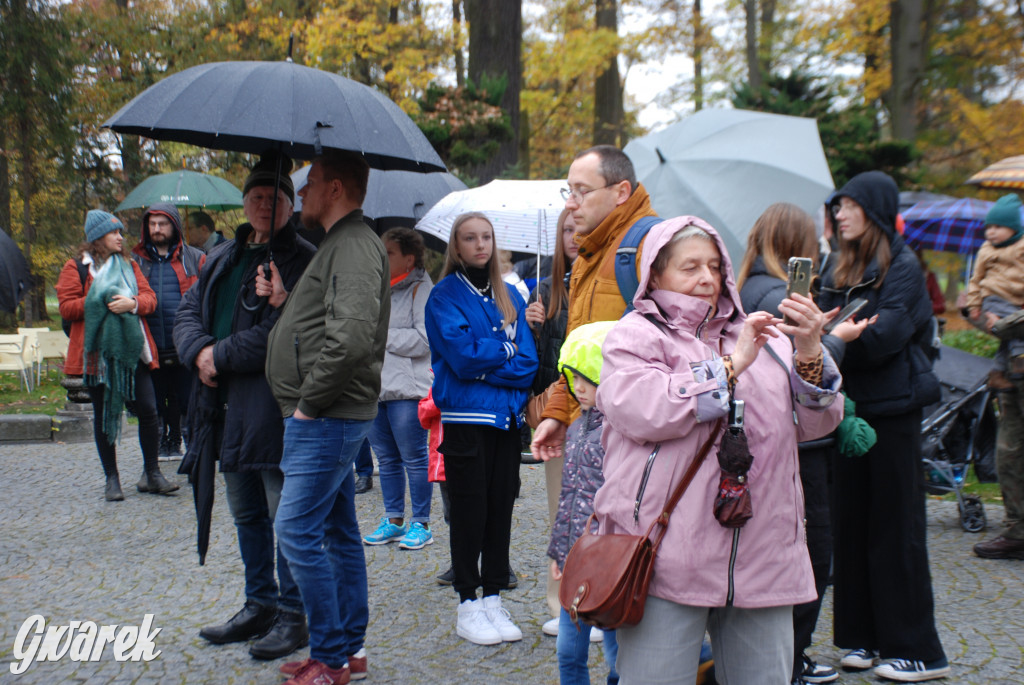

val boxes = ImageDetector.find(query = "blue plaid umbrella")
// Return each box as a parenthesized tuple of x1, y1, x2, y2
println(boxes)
(902, 198, 1018, 254)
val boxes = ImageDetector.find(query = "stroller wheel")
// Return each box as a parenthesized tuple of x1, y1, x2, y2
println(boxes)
(959, 495, 987, 533)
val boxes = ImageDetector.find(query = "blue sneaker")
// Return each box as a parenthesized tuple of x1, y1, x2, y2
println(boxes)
(398, 522, 434, 550)
(362, 517, 406, 545)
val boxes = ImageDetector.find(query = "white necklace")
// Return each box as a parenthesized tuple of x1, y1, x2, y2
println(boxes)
(472, 279, 491, 296)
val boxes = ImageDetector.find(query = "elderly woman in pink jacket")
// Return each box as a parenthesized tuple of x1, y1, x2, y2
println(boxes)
(593, 216, 844, 684)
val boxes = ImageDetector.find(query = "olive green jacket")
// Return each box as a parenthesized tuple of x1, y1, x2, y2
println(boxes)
(266, 210, 390, 420)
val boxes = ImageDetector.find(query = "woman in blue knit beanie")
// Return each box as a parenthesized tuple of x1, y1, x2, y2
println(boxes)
(56, 210, 178, 501)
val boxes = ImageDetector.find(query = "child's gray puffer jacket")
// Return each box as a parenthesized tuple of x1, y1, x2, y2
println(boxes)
(548, 407, 606, 570)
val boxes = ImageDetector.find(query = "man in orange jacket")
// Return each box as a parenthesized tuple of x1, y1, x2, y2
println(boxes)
(531, 145, 657, 460)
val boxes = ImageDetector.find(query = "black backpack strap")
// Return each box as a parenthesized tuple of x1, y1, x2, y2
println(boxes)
(76, 259, 88, 287)
(614, 216, 661, 315)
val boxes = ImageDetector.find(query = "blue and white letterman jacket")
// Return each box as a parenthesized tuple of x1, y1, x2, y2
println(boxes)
(425, 270, 539, 431)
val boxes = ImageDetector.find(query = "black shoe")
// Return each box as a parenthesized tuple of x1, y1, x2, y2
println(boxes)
(436, 566, 454, 585)
(105, 475, 124, 502)
(249, 610, 308, 660)
(199, 601, 277, 644)
(354, 475, 373, 494)
(136, 472, 150, 493)
(505, 565, 518, 589)
(165, 439, 182, 457)
(158, 435, 171, 458)
(144, 470, 180, 494)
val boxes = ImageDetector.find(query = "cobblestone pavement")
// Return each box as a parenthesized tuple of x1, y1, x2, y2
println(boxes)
(1, 432, 1023, 684)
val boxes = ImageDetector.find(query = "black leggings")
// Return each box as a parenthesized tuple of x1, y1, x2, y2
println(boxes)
(88, 362, 160, 478)
(440, 422, 520, 602)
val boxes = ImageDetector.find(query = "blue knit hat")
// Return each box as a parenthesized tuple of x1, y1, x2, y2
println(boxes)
(985, 194, 1022, 236)
(84, 210, 123, 243)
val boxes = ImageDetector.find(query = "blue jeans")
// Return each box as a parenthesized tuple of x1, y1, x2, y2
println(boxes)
(276, 416, 371, 667)
(368, 399, 431, 524)
(557, 608, 619, 685)
(353, 438, 373, 479)
(223, 469, 302, 613)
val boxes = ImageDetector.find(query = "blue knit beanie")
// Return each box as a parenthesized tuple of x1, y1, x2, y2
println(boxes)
(84, 210, 123, 243)
(985, 194, 1022, 236)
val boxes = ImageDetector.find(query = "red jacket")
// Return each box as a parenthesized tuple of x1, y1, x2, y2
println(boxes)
(56, 256, 159, 375)
(417, 390, 445, 482)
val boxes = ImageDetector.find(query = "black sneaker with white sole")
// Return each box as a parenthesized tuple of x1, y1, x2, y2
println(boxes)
(800, 654, 839, 683)
(874, 657, 950, 682)
(840, 648, 878, 670)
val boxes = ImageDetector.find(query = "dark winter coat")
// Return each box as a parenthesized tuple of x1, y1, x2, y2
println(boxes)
(131, 203, 205, 351)
(174, 223, 316, 471)
(547, 407, 605, 570)
(818, 172, 939, 418)
(529, 273, 570, 395)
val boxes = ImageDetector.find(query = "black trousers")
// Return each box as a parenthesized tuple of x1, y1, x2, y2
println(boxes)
(150, 352, 191, 442)
(792, 445, 833, 678)
(440, 422, 520, 602)
(831, 408, 946, 662)
(88, 362, 160, 478)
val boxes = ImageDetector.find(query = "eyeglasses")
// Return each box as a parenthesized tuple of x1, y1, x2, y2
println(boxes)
(561, 183, 616, 204)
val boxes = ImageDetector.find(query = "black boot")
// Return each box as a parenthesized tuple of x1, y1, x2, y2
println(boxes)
(158, 434, 171, 458)
(199, 601, 277, 644)
(354, 475, 373, 494)
(105, 475, 124, 502)
(249, 610, 309, 660)
(136, 472, 150, 493)
(144, 469, 180, 494)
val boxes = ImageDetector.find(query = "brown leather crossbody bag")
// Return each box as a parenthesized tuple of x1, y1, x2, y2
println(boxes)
(558, 419, 724, 630)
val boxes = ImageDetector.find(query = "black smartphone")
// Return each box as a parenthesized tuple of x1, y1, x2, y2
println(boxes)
(823, 297, 868, 333)
(784, 257, 814, 325)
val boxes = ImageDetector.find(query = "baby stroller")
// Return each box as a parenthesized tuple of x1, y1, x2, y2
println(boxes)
(921, 344, 999, 533)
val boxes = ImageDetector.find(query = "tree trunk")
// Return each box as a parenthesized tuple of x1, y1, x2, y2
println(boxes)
(888, 0, 925, 140)
(593, 0, 623, 146)
(466, 0, 522, 182)
(0, 127, 9, 233)
(693, 0, 704, 111)
(17, 115, 35, 325)
(744, 0, 761, 90)
(452, 0, 465, 88)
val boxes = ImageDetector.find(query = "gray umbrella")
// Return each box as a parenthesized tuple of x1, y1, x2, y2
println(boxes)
(291, 165, 465, 251)
(0, 228, 32, 314)
(103, 60, 445, 172)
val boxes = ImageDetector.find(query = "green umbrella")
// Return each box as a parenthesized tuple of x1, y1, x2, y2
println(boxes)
(115, 169, 244, 211)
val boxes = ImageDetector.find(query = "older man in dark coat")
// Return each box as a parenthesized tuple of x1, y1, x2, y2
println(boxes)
(174, 152, 316, 660)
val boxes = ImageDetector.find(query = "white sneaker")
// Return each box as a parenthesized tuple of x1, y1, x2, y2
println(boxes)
(542, 617, 559, 637)
(590, 627, 604, 643)
(481, 595, 523, 642)
(456, 599, 501, 645)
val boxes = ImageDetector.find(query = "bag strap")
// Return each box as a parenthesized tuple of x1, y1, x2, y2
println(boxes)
(614, 216, 661, 315)
(644, 418, 724, 549)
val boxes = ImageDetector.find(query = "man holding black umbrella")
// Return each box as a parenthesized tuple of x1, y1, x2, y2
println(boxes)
(263, 150, 389, 685)
(174, 151, 317, 661)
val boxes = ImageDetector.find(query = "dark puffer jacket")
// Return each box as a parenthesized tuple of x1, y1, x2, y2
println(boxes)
(529, 273, 570, 395)
(174, 223, 316, 471)
(818, 171, 939, 417)
(547, 407, 605, 570)
(131, 203, 205, 351)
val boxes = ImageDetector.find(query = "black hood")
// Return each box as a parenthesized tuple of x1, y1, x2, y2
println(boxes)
(829, 171, 900, 241)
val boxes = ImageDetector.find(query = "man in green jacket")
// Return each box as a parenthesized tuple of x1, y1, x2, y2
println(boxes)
(262, 149, 390, 685)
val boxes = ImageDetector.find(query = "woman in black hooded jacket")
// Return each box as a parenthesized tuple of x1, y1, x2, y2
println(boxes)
(817, 171, 948, 683)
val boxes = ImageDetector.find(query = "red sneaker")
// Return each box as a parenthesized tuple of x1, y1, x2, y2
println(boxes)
(281, 655, 365, 681)
(281, 659, 349, 685)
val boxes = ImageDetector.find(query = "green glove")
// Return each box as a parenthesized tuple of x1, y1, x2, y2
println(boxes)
(835, 395, 877, 457)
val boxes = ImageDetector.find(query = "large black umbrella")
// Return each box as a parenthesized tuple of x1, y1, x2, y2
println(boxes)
(103, 60, 445, 172)
(0, 229, 32, 314)
(105, 59, 445, 565)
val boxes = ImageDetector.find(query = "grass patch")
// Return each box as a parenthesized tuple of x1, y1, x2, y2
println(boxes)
(0, 368, 68, 416)
(929, 467, 1004, 505)
(942, 328, 999, 358)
